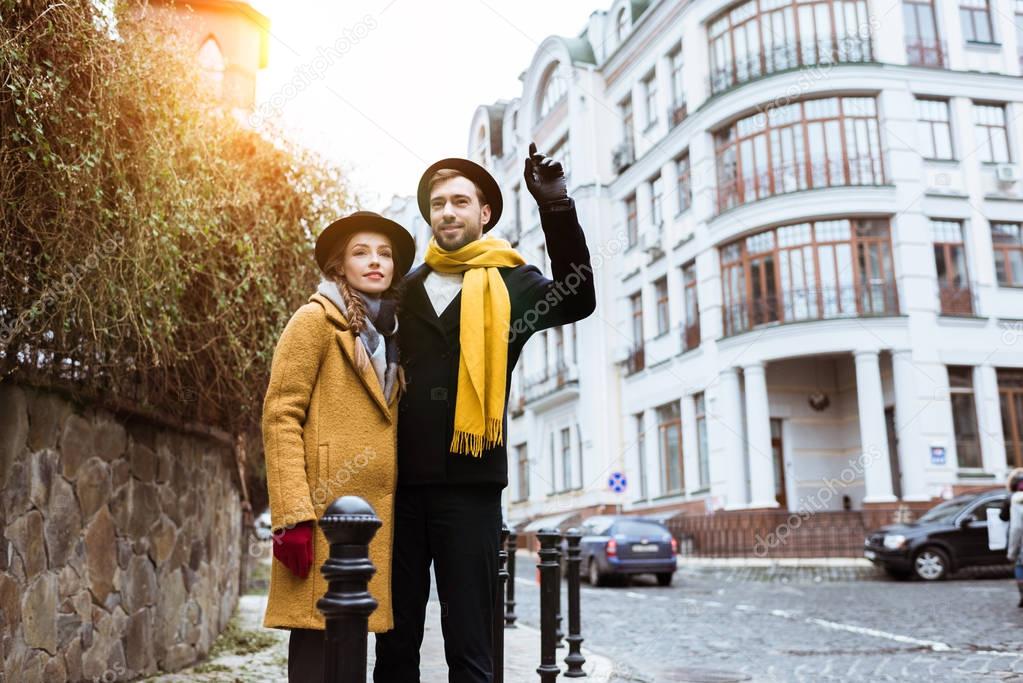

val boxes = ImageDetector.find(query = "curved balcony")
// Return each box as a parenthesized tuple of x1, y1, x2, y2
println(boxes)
(709, 35, 874, 97)
(717, 156, 886, 213)
(522, 362, 579, 409)
(723, 283, 899, 336)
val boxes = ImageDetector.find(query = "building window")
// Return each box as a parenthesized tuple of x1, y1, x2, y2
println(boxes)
(657, 401, 684, 494)
(931, 219, 973, 315)
(715, 96, 884, 213)
(549, 135, 571, 183)
(948, 366, 983, 469)
(960, 0, 994, 43)
(904, 0, 945, 67)
(516, 445, 530, 501)
(625, 194, 639, 247)
(634, 412, 648, 499)
(643, 71, 658, 129)
(999, 368, 1023, 469)
(560, 427, 573, 492)
(682, 262, 700, 350)
(669, 46, 686, 126)
(992, 222, 1023, 286)
(628, 291, 645, 374)
(654, 277, 670, 336)
(620, 96, 635, 153)
(720, 217, 898, 336)
(539, 63, 567, 119)
(708, 0, 873, 94)
(197, 36, 226, 98)
(540, 328, 550, 376)
(554, 326, 565, 370)
(676, 152, 691, 214)
(916, 99, 954, 160)
(695, 393, 709, 489)
(650, 175, 664, 228)
(548, 432, 556, 494)
(973, 103, 1011, 163)
(616, 7, 629, 43)
(1016, 0, 1023, 71)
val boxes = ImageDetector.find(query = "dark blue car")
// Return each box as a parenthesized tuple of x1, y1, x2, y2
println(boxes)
(578, 516, 677, 586)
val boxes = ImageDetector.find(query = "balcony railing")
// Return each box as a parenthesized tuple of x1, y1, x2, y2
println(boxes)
(683, 321, 701, 352)
(906, 38, 947, 68)
(938, 282, 979, 316)
(709, 35, 873, 96)
(716, 157, 885, 214)
(669, 102, 688, 128)
(522, 361, 579, 404)
(722, 282, 899, 337)
(625, 344, 645, 376)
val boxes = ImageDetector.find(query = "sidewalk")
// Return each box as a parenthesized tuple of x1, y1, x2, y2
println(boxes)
(146, 554, 614, 682)
(674, 554, 883, 583)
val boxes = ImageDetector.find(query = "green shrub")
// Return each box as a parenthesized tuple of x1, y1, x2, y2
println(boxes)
(0, 0, 350, 435)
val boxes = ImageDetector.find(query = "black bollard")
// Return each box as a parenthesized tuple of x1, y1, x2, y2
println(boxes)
(554, 531, 564, 649)
(494, 525, 509, 683)
(563, 529, 586, 677)
(505, 529, 518, 628)
(536, 528, 561, 682)
(316, 496, 381, 683)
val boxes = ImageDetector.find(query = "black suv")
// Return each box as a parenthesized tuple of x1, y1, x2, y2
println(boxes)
(864, 490, 1011, 580)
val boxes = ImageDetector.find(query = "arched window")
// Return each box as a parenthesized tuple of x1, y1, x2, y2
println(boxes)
(538, 64, 567, 119)
(473, 125, 488, 165)
(197, 36, 226, 97)
(616, 7, 629, 43)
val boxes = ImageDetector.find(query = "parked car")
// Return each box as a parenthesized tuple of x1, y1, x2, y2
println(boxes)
(577, 516, 677, 587)
(863, 490, 1011, 581)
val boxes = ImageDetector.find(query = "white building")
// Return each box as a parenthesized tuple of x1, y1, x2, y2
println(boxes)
(461, 0, 1023, 529)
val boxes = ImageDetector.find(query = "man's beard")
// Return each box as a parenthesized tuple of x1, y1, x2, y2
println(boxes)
(436, 220, 481, 251)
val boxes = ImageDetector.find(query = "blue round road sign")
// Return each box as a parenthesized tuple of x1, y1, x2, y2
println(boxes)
(608, 471, 627, 493)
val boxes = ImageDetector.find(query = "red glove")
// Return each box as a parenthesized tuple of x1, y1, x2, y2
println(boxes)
(272, 520, 314, 579)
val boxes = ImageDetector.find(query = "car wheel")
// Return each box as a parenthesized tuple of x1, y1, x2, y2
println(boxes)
(588, 559, 606, 587)
(913, 547, 950, 581)
(656, 572, 674, 587)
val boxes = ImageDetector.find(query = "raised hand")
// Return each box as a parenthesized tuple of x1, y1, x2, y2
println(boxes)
(523, 141, 569, 208)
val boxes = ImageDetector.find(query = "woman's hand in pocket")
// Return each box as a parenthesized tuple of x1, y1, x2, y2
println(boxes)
(272, 520, 314, 578)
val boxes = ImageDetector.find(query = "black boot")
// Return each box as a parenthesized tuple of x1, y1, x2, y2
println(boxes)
(1017, 582, 1023, 608)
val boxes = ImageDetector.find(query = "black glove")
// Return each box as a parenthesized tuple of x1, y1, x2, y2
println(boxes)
(523, 141, 570, 209)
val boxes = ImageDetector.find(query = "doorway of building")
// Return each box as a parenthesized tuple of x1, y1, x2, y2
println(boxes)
(770, 418, 788, 509)
(885, 406, 903, 500)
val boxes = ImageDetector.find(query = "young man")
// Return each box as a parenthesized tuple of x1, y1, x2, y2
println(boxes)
(373, 143, 596, 682)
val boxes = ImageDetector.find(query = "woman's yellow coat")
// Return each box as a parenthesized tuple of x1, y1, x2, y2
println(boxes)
(261, 292, 397, 632)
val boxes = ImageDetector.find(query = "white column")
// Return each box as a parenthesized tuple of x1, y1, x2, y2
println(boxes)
(891, 349, 930, 500)
(681, 393, 700, 496)
(642, 407, 658, 499)
(716, 367, 748, 508)
(975, 363, 1008, 478)
(743, 363, 778, 508)
(854, 350, 897, 502)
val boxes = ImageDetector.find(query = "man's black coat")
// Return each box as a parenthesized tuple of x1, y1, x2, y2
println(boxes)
(396, 202, 596, 488)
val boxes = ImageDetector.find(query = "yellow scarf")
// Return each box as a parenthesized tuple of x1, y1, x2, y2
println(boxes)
(424, 236, 526, 457)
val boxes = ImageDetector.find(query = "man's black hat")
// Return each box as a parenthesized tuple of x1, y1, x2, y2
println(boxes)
(417, 158, 503, 233)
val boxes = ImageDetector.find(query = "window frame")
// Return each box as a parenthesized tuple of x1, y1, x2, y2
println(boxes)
(973, 102, 1011, 164)
(916, 98, 955, 161)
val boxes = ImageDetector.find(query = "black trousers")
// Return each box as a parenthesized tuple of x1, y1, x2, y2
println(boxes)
(374, 484, 503, 683)
(288, 627, 325, 682)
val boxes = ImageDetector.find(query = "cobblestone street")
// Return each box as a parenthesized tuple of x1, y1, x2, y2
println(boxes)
(510, 555, 1023, 683)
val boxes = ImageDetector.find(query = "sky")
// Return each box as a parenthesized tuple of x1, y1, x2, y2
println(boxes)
(248, 0, 601, 212)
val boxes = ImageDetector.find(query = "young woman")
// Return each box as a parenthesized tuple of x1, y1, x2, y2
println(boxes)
(260, 211, 415, 681)
(1004, 468, 1023, 607)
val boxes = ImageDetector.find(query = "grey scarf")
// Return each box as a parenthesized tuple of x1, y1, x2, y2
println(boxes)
(316, 280, 399, 401)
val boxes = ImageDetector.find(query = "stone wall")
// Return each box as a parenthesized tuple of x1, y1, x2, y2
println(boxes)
(0, 382, 247, 682)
